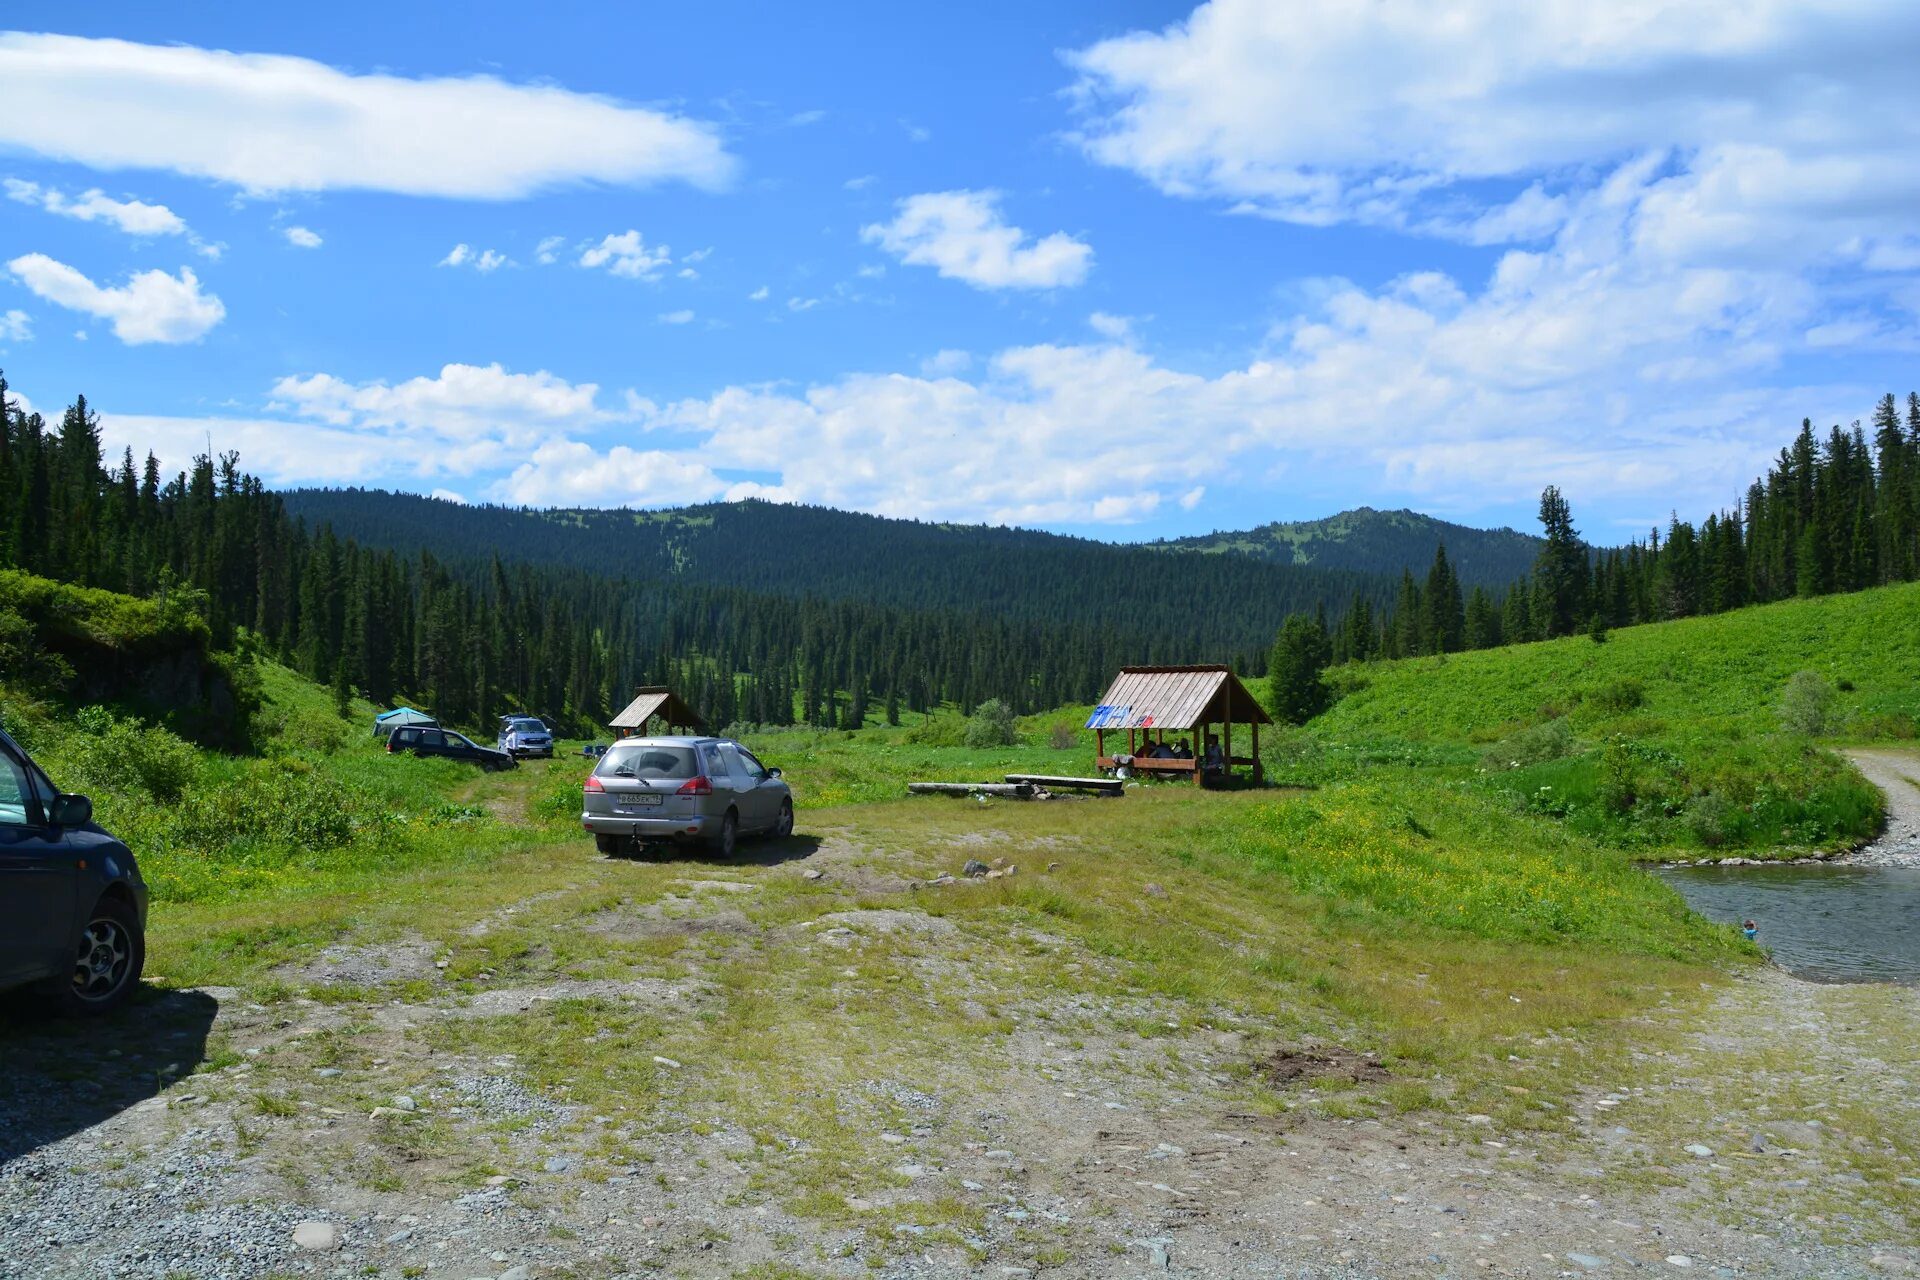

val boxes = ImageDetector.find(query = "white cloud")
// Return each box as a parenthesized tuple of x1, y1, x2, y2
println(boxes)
(439, 243, 507, 272)
(535, 235, 565, 265)
(1088, 311, 1134, 341)
(659, 309, 695, 325)
(496, 440, 731, 507)
(283, 225, 322, 249)
(919, 349, 971, 376)
(1067, 0, 1920, 265)
(844, 174, 877, 191)
(268, 361, 621, 451)
(787, 109, 827, 128)
(72, 329, 87, 341)
(5, 177, 188, 237)
(862, 190, 1092, 290)
(579, 229, 672, 279)
(748, 285, 769, 301)
(0, 33, 736, 199)
(6, 254, 224, 344)
(430, 488, 467, 504)
(786, 296, 818, 312)
(0, 309, 29, 342)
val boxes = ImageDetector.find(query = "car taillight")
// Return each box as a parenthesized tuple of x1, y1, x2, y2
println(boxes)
(677, 775, 712, 796)
(584, 775, 604, 793)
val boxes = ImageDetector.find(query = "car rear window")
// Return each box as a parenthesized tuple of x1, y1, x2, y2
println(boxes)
(597, 744, 697, 779)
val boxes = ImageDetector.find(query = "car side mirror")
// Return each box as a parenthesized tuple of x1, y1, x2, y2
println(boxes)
(49, 793, 92, 828)
(767, 767, 782, 780)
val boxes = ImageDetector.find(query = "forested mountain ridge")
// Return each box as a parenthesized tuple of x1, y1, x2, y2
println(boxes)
(1149, 506, 1543, 587)
(277, 488, 1398, 643)
(0, 368, 1404, 733)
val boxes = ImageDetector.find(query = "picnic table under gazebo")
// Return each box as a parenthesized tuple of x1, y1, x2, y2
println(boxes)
(1085, 665, 1271, 785)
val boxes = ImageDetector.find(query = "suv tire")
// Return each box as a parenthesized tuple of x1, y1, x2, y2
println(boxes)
(45, 895, 144, 1016)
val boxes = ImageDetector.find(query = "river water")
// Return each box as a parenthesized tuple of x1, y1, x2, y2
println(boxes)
(1656, 861, 1920, 984)
(1656, 750, 1920, 984)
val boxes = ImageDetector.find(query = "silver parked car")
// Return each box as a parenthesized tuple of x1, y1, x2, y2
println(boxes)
(580, 736, 793, 858)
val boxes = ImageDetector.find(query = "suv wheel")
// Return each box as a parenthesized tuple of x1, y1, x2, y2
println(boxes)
(48, 896, 144, 1016)
(774, 799, 794, 840)
(595, 833, 628, 858)
(712, 810, 738, 859)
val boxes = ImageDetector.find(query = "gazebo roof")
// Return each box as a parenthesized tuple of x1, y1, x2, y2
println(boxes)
(608, 686, 707, 732)
(1085, 665, 1272, 731)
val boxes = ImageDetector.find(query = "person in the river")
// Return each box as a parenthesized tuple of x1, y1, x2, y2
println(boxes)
(1742, 918, 1759, 939)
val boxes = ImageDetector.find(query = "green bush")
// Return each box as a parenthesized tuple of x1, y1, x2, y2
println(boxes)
(1480, 717, 1576, 770)
(1779, 670, 1838, 737)
(1685, 792, 1738, 848)
(169, 764, 356, 853)
(963, 699, 1016, 748)
(1586, 677, 1646, 716)
(903, 715, 968, 747)
(48, 708, 200, 803)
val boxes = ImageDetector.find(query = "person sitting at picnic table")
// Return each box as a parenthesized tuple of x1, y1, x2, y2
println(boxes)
(1172, 739, 1194, 760)
(1202, 734, 1226, 774)
(1147, 737, 1176, 759)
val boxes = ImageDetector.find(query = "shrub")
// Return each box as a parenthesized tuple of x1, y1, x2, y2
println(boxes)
(964, 698, 1016, 749)
(53, 709, 200, 803)
(1480, 717, 1576, 770)
(1685, 792, 1739, 848)
(1596, 736, 1686, 817)
(1048, 722, 1077, 750)
(1586, 677, 1646, 716)
(169, 765, 356, 853)
(903, 716, 968, 747)
(1779, 670, 1838, 737)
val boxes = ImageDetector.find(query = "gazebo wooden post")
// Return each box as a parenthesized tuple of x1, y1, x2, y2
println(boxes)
(1225, 702, 1234, 784)
(1095, 727, 1105, 764)
(1252, 720, 1263, 783)
(1194, 717, 1206, 787)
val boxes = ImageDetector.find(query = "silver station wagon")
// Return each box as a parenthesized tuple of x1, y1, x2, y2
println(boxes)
(581, 735, 793, 858)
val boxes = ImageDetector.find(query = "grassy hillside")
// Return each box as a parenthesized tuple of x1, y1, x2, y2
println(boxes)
(1151, 506, 1543, 588)
(1305, 581, 1920, 855)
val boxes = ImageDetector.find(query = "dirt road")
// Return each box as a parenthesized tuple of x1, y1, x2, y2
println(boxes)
(1845, 749, 1920, 864)
(3, 806, 1917, 1277)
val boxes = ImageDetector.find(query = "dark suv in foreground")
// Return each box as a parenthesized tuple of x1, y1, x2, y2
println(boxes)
(387, 724, 517, 771)
(0, 726, 147, 1014)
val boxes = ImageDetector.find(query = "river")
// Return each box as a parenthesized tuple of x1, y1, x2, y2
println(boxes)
(1656, 748, 1920, 985)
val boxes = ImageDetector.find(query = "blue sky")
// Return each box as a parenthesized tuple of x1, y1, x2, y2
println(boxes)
(2, 2, 1917, 541)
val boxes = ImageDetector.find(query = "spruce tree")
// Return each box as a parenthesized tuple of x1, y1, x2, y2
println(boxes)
(1268, 612, 1332, 725)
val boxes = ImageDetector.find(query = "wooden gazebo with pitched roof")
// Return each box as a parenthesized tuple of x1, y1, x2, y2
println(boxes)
(608, 686, 708, 738)
(1086, 665, 1271, 785)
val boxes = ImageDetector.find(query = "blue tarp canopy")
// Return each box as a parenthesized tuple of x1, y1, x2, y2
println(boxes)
(373, 707, 436, 734)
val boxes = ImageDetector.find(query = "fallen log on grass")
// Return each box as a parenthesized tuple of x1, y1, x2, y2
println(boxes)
(1003, 774, 1124, 796)
(906, 781, 1035, 798)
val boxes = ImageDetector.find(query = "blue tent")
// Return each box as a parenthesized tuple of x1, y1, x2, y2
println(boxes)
(373, 707, 436, 736)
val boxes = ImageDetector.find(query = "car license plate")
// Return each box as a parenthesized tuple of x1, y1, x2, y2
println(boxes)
(615, 795, 663, 812)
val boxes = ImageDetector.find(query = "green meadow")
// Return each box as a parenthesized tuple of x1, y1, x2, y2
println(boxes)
(3, 576, 1915, 1149)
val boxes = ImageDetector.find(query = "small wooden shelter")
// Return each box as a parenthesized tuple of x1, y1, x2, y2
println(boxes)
(608, 686, 707, 738)
(1086, 665, 1271, 785)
